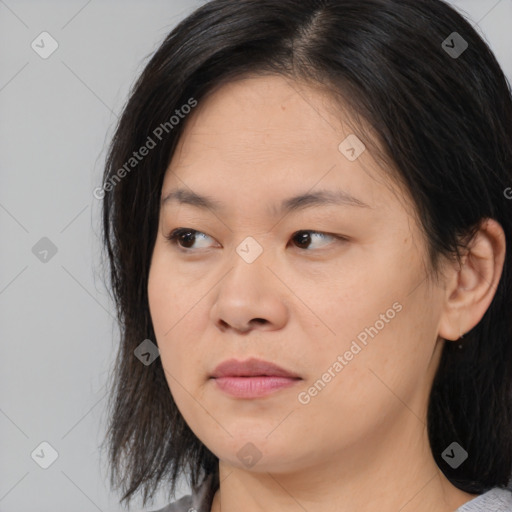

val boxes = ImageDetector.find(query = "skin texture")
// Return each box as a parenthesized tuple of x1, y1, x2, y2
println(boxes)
(147, 75, 505, 512)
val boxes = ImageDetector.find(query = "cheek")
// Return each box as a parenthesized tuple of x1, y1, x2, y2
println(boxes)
(293, 316, 431, 447)
(147, 251, 210, 391)
(299, 278, 437, 410)
(147, 246, 193, 336)
(350, 305, 436, 407)
(148, 255, 185, 368)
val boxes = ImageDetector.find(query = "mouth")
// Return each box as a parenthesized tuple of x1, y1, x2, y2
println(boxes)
(210, 357, 301, 379)
(210, 357, 302, 399)
(211, 375, 301, 398)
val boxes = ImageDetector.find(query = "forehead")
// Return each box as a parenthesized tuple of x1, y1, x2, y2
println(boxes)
(171, 75, 355, 162)
(162, 75, 403, 217)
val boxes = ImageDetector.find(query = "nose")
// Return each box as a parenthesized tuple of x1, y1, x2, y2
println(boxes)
(209, 254, 289, 334)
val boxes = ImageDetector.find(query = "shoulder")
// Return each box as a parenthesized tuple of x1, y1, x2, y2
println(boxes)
(147, 473, 218, 512)
(456, 487, 512, 511)
(148, 493, 194, 512)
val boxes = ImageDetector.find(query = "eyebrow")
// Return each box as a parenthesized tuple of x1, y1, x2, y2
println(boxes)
(160, 187, 370, 216)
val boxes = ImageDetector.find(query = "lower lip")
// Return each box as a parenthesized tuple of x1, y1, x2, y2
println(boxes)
(212, 376, 301, 398)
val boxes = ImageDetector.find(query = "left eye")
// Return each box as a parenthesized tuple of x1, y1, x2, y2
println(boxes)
(165, 228, 344, 251)
(290, 230, 340, 250)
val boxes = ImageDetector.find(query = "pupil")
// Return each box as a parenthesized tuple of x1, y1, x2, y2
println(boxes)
(181, 231, 195, 248)
(295, 231, 310, 248)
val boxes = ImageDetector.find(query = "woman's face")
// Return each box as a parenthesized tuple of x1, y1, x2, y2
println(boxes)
(148, 75, 448, 474)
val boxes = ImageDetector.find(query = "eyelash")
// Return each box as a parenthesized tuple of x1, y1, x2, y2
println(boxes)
(164, 228, 348, 252)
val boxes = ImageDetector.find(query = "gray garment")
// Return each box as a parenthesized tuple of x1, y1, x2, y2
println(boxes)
(456, 487, 512, 511)
(149, 474, 217, 512)
(149, 475, 512, 512)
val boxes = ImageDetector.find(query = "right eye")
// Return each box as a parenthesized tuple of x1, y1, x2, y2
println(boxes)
(165, 228, 217, 251)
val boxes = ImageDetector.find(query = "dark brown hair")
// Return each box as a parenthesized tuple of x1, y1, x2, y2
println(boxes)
(98, 0, 512, 508)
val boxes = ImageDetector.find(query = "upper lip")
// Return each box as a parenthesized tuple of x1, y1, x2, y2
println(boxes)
(210, 357, 301, 379)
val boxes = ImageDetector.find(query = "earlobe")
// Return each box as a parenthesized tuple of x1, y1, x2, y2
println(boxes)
(438, 218, 506, 343)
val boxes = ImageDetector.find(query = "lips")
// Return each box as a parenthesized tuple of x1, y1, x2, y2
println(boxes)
(210, 357, 301, 379)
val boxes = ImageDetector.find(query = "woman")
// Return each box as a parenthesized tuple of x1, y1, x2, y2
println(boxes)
(99, 1, 512, 511)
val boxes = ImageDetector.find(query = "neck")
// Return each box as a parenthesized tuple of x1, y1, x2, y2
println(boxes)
(210, 413, 477, 512)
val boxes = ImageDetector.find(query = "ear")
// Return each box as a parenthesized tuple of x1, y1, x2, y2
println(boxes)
(438, 218, 506, 342)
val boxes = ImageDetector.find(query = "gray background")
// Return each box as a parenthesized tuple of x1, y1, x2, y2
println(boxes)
(0, 1, 510, 511)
